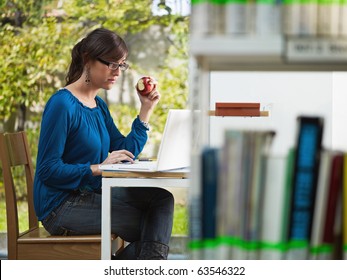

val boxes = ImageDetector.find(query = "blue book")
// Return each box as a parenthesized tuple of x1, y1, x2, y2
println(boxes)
(201, 147, 220, 241)
(287, 116, 324, 259)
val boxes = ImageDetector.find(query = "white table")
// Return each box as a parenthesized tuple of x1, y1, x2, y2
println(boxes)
(101, 170, 189, 260)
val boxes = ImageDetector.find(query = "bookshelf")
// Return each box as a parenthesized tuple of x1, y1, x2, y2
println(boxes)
(188, 2, 347, 260)
(190, 36, 347, 71)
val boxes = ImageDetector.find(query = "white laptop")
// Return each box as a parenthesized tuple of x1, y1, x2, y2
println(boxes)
(99, 109, 191, 172)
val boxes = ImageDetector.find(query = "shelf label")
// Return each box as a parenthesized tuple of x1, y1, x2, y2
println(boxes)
(285, 37, 347, 63)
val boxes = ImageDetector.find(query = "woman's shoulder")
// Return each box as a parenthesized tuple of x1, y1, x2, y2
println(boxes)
(46, 88, 77, 108)
(43, 88, 79, 118)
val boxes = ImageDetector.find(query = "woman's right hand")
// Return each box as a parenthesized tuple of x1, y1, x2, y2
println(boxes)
(101, 149, 135, 165)
(90, 150, 135, 176)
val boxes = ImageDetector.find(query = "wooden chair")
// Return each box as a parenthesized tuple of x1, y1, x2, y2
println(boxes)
(0, 131, 123, 259)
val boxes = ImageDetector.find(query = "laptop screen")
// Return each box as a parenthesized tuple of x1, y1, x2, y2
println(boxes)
(156, 109, 191, 171)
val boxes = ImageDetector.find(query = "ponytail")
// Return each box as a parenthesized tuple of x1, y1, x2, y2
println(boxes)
(65, 39, 86, 86)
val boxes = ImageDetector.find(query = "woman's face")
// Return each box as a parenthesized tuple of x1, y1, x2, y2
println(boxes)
(88, 56, 127, 90)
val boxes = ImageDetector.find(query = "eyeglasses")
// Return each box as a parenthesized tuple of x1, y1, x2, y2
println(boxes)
(97, 58, 129, 71)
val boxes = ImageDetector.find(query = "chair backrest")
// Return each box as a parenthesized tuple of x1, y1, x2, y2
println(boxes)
(0, 131, 38, 258)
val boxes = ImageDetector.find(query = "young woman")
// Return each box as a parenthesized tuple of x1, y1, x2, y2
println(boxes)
(33, 28, 174, 260)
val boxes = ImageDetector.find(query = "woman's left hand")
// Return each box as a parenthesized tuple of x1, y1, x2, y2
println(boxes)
(138, 88, 161, 112)
(137, 78, 161, 123)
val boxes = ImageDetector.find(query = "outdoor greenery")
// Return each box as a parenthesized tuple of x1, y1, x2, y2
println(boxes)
(0, 0, 189, 234)
(0, 0, 189, 191)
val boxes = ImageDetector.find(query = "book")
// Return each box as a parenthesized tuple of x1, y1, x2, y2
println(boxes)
(216, 130, 275, 259)
(340, 0, 347, 36)
(190, 0, 226, 36)
(286, 116, 324, 259)
(243, 131, 275, 259)
(255, 0, 282, 35)
(216, 129, 245, 259)
(225, 0, 249, 35)
(317, 0, 340, 37)
(215, 102, 260, 117)
(332, 190, 343, 259)
(201, 147, 219, 239)
(321, 152, 344, 259)
(260, 154, 288, 259)
(309, 149, 334, 259)
(282, 0, 301, 36)
(280, 148, 296, 257)
(300, 0, 318, 35)
(212, 1, 227, 35)
(189, 152, 204, 259)
(201, 147, 220, 259)
(190, 0, 214, 36)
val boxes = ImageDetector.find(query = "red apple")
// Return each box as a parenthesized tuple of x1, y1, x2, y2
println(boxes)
(136, 76, 157, 96)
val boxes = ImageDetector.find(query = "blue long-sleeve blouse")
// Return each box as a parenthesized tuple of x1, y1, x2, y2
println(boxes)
(33, 88, 148, 221)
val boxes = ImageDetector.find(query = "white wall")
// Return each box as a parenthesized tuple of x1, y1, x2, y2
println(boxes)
(209, 71, 347, 156)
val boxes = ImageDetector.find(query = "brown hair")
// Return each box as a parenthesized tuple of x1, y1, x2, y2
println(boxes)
(65, 28, 128, 86)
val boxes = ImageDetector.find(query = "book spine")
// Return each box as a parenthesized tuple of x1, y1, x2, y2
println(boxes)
(216, 102, 260, 108)
(189, 152, 203, 259)
(201, 147, 220, 259)
(222, 130, 245, 259)
(244, 131, 275, 259)
(260, 155, 287, 259)
(322, 152, 344, 259)
(225, 0, 249, 35)
(215, 108, 261, 116)
(191, 0, 227, 36)
(190, 0, 214, 36)
(280, 148, 296, 256)
(340, 0, 347, 37)
(286, 116, 323, 259)
(317, 0, 340, 37)
(212, 1, 227, 35)
(300, 0, 318, 36)
(255, 0, 282, 35)
(309, 150, 333, 259)
(214, 131, 242, 259)
(282, 0, 302, 36)
(215, 102, 260, 116)
(235, 131, 253, 259)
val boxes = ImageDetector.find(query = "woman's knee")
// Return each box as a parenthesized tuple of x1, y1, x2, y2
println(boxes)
(154, 188, 175, 214)
(157, 188, 174, 204)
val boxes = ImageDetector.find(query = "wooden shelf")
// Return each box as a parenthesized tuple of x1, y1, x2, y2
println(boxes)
(208, 110, 269, 117)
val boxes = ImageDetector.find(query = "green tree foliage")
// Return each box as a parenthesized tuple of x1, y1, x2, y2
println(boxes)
(0, 18, 73, 125)
(0, 0, 189, 130)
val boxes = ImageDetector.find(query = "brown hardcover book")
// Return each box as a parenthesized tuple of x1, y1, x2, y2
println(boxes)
(215, 102, 260, 117)
(216, 102, 260, 109)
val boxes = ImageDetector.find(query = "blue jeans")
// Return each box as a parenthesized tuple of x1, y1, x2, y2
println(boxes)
(41, 187, 174, 245)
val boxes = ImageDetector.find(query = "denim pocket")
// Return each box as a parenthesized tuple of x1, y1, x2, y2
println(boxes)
(42, 191, 100, 236)
(41, 210, 57, 234)
(41, 193, 77, 235)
